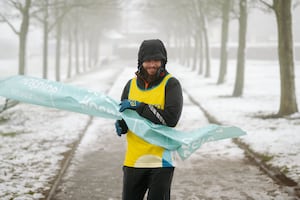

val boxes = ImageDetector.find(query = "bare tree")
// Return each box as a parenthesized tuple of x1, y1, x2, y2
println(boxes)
(217, 0, 232, 84)
(32, 0, 77, 80)
(32, 0, 51, 79)
(259, 0, 298, 116)
(54, 0, 63, 81)
(197, 31, 204, 75)
(194, 0, 211, 77)
(189, 0, 205, 74)
(55, 0, 123, 79)
(232, 0, 248, 97)
(0, 0, 32, 75)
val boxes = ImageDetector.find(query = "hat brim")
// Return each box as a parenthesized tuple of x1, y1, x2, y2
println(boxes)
(142, 54, 166, 62)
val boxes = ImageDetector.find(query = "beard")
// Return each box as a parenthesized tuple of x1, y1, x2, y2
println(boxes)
(140, 67, 160, 83)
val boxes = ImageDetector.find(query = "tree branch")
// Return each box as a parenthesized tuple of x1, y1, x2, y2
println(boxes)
(31, 12, 44, 23)
(48, 5, 73, 33)
(258, 0, 274, 10)
(0, 13, 19, 35)
(8, 0, 23, 12)
(293, 0, 300, 9)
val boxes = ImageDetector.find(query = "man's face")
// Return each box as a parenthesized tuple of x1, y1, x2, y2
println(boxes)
(142, 60, 162, 76)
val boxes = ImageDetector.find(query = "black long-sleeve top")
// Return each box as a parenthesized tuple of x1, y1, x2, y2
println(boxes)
(120, 71, 183, 127)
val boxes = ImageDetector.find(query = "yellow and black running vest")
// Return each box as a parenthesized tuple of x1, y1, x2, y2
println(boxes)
(124, 74, 174, 168)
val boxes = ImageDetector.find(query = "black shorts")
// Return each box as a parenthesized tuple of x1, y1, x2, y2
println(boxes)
(122, 166, 175, 200)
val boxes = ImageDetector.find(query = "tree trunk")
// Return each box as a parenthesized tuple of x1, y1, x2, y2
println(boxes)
(217, 0, 231, 84)
(18, 0, 31, 75)
(82, 36, 87, 72)
(192, 34, 198, 71)
(42, 0, 49, 79)
(55, 18, 62, 81)
(185, 37, 191, 67)
(54, 0, 63, 81)
(93, 37, 100, 67)
(88, 36, 93, 69)
(233, 0, 247, 97)
(19, 28, 27, 75)
(198, 31, 204, 75)
(175, 37, 181, 63)
(274, 0, 298, 115)
(67, 28, 72, 78)
(74, 20, 80, 74)
(199, 9, 211, 78)
(196, 1, 211, 77)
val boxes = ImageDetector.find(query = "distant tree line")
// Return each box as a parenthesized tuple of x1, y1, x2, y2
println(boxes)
(0, 0, 122, 81)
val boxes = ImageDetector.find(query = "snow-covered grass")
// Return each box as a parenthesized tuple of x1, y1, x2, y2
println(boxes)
(0, 105, 89, 200)
(169, 59, 300, 183)
(0, 60, 124, 200)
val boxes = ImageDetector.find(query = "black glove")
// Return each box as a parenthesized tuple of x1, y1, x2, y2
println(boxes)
(114, 119, 128, 137)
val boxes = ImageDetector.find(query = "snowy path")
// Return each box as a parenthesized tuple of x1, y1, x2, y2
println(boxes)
(52, 66, 292, 200)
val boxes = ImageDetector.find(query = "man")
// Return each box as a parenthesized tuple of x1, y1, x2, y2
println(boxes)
(115, 39, 183, 200)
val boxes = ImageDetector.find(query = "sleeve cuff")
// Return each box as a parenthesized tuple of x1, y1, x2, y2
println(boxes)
(136, 102, 147, 114)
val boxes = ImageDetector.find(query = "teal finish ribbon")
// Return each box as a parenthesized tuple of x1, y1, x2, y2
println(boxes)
(0, 75, 246, 159)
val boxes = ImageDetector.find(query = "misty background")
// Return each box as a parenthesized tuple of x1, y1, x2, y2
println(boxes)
(0, 0, 299, 116)
(1, 1, 299, 66)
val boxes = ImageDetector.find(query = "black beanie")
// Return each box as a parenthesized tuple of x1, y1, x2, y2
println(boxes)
(137, 39, 167, 69)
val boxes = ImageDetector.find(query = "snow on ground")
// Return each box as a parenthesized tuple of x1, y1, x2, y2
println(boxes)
(0, 61, 124, 200)
(0, 105, 89, 200)
(0, 58, 299, 199)
(168, 59, 300, 183)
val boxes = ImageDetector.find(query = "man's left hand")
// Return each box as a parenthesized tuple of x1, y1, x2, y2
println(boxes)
(119, 99, 141, 112)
